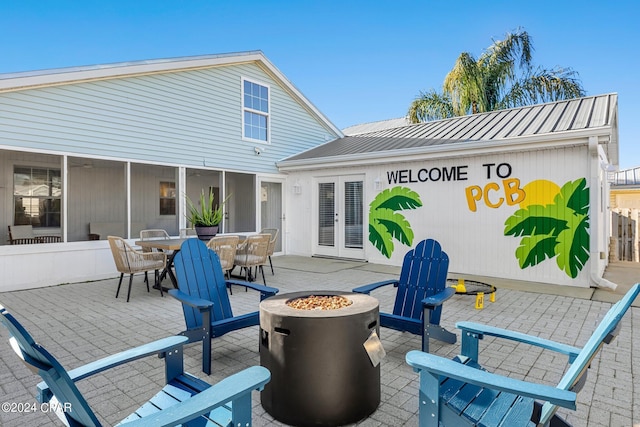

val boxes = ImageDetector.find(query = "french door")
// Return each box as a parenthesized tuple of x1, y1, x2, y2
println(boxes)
(314, 175, 364, 259)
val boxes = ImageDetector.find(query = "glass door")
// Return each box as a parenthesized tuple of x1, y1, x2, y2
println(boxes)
(315, 175, 364, 259)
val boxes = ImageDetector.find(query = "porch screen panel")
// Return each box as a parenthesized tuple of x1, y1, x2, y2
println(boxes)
(344, 181, 363, 249)
(318, 182, 335, 246)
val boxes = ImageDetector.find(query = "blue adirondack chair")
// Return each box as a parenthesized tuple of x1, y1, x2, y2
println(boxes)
(406, 283, 640, 427)
(353, 238, 456, 352)
(0, 302, 271, 427)
(169, 238, 279, 375)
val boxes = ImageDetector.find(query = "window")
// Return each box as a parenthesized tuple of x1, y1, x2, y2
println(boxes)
(14, 166, 61, 227)
(243, 78, 269, 142)
(159, 181, 176, 215)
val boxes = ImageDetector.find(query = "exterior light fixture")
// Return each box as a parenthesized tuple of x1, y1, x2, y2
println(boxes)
(373, 177, 383, 191)
(293, 180, 302, 195)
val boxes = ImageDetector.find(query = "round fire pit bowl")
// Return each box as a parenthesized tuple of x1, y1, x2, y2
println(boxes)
(259, 290, 380, 426)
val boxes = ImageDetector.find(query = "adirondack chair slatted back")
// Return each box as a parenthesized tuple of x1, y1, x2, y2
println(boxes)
(538, 283, 640, 425)
(393, 239, 449, 324)
(174, 239, 234, 330)
(0, 305, 101, 426)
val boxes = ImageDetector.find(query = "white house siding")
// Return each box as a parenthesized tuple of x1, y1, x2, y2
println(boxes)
(285, 144, 603, 288)
(0, 62, 334, 174)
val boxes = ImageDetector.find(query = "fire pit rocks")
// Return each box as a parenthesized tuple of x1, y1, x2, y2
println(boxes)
(259, 290, 381, 426)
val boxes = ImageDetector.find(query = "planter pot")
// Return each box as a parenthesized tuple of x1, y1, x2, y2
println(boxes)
(195, 225, 219, 241)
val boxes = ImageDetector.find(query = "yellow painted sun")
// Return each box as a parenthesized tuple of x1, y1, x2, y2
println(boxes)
(520, 179, 561, 209)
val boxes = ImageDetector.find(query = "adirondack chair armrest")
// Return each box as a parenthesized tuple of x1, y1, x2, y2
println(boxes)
(421, 286, 456, 309)
(168, 289, 215, 311)
(114, 366, 271, 427)
(406, 350, 577, 410)
(352, 279, 400, 294)
(457, 321, 582, 363)
(37, 336, 189, 403)
(225, 279, 279, 298)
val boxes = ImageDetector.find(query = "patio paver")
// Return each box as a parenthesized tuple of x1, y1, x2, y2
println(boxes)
(0, 256, 638, 426)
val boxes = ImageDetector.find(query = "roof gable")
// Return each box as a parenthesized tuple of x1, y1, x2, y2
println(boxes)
(0, 51, 342, 137)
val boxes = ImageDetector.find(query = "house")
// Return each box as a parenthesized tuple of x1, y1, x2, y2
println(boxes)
(0, 51, 342, 291)
(278, 94, 619, 289)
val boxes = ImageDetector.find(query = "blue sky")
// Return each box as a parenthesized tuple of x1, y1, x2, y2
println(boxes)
(2, 1, 638, 168)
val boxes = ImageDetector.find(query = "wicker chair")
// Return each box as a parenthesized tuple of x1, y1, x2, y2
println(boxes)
(206, 235, 240, 279)
(8, 225, 61, 245)
(139, 229, 173, 285)
(260, 228, 279, 275)
(107, 236, 167, 302)
(233, 233, 270, 286)
(139, 229, 171, 248)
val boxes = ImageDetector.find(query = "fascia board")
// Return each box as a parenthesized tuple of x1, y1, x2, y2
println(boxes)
(278, 127, 613, 172)
(0, 52, 265, 91)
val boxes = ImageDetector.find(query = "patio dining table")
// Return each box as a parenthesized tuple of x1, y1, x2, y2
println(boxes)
(135, 233, 256, 288)
(135, 237, 193, 288)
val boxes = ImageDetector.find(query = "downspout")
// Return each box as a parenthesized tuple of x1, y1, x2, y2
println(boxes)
(589, 136, 617, 290)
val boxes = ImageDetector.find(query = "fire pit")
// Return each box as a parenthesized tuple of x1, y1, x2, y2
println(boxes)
(260, 290, 381, 426)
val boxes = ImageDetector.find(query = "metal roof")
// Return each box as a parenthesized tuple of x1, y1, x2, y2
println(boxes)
(281, 93, 618, 165)
(342, 117, 411, 135)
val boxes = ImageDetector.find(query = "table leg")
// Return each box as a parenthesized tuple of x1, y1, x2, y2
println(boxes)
(156, 250, 179, 291)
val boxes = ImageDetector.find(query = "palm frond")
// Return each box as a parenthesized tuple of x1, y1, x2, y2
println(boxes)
(409, 28, 586, 121)
(408, 90, 454, 122)
(502, 66, 586, 107)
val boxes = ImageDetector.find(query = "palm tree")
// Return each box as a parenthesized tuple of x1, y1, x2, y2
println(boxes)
(408, 29, 586, 122)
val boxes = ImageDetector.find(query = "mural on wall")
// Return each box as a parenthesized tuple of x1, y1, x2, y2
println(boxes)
(369, 186, 422, 258)
(504, 178, 590, 278)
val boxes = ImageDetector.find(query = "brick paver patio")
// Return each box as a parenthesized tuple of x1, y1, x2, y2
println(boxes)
(0, 256, 638, 426)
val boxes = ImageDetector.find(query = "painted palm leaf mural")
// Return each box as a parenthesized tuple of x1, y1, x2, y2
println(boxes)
(369, 186, 422, 258)
(504, 178, 589, 278)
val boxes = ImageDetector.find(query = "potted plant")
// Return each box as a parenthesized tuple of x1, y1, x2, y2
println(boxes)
(185, 188, 229, 241)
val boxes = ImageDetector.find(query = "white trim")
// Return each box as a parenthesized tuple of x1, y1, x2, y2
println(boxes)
(0, 143, 265, 176)
(241, 76, 271, 144)
(62, 155, 68, 242)
(278, 127, 614, 171)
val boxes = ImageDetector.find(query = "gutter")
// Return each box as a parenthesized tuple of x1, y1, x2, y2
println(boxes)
(589, 136, 617, 290)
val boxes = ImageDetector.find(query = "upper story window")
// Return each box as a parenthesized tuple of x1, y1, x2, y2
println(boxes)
(243, 78, 270, 142)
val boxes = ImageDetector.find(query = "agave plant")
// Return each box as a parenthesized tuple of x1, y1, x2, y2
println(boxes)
(369, 186, 423, 258)
(504, 178, 589, 278)
(185, 188, 229, 227)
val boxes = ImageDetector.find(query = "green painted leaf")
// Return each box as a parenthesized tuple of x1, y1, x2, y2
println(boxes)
(555, 215, 590, 278)
(372, 208, 414, 246)
(564, 178, 589, 215)
(504, 205, 569, 237)
(368, 186, 422, 258)
(504, 177, 590, 278)
(370, 187, 422, 211)
(369, 221, 394, 258)
(515, 234, 558, 268)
